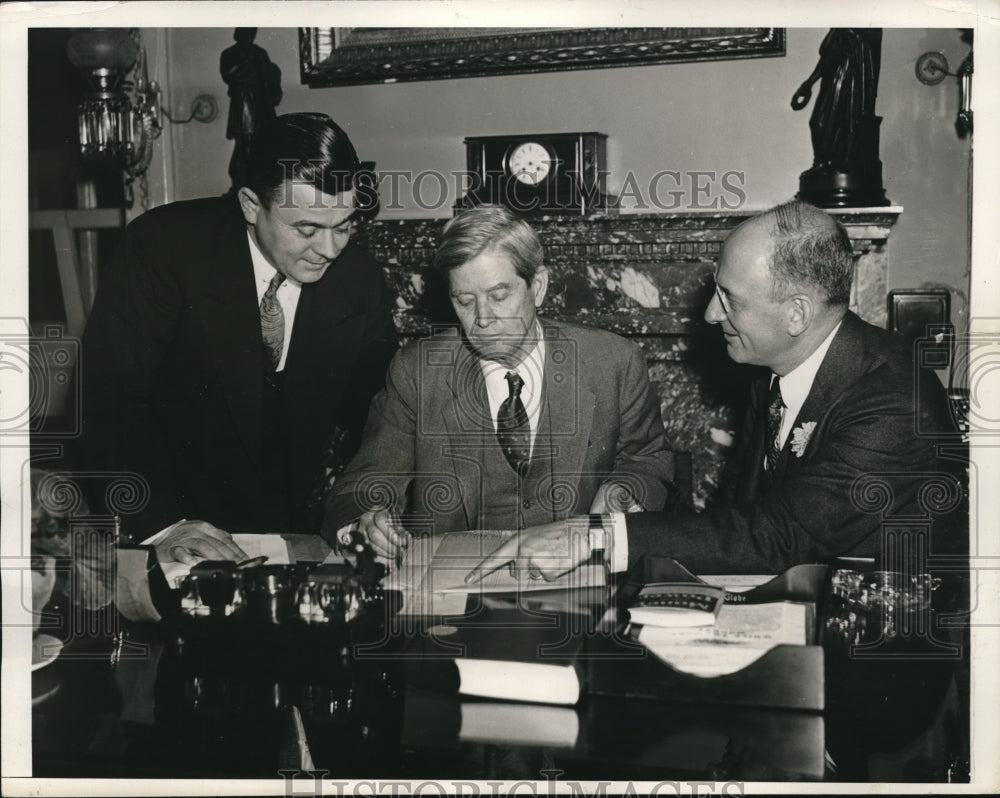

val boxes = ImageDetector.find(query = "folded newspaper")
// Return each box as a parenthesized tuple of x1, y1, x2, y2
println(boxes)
(625, 580, 726, 628)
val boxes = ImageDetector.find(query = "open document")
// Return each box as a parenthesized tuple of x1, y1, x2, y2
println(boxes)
(386, 530, 605, 616)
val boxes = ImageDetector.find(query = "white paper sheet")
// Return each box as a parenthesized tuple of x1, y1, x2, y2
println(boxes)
(385, 530, 605, 616)
(636, 601, 808, 677)
(699, 574, 775, 593)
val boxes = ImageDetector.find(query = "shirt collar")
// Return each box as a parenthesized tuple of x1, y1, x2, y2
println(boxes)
(775, 320, 843, 416)
(478, 322, 547, 402)
(247, 230, 303, 292)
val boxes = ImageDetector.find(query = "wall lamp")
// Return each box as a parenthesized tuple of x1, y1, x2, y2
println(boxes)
(915, 32, 973, 137)
(66, 28, 218, 202)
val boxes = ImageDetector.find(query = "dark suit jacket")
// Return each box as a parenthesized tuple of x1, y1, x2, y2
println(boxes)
(322, 319, 674, 539)
(79, 196, 397, 536)
(626, 312, 965, 573)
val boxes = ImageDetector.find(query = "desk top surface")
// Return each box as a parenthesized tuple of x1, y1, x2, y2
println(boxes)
(27, 552, 969, 785)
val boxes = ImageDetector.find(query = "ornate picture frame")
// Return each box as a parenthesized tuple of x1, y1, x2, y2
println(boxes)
(299, 28, 785, 87)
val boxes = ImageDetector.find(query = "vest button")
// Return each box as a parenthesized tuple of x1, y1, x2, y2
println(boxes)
(523, 499, 532, 509)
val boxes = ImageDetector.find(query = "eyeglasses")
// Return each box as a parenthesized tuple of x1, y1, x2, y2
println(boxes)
(713, 281, 733, 316)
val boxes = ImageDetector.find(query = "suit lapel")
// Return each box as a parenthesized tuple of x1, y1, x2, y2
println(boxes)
(282, 266, 359, 378)
(774, 313, 865, 481)
(198, 212, 266, 468)
(441, 339, 492, 529)
(735, 372, 771, 504)
(530, 324, 594, 516)
(280, 271, 359, 448)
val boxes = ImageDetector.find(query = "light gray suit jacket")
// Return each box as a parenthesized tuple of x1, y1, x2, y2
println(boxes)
(321, 319, 674, 540)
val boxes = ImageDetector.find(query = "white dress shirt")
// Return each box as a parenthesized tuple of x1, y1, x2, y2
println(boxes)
(248, 231, 301, 372)
(771, 320, 842, 450)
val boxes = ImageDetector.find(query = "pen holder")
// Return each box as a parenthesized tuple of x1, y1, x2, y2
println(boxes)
(184, 561, 239, 617)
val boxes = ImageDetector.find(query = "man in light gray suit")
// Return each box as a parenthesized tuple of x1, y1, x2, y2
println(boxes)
(321, 205, 674, 562)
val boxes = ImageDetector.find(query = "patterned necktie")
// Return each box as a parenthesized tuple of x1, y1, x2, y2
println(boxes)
(497, 371, 530, 473)
(260, 272, 285, 372)
(764, 375, 785, 472)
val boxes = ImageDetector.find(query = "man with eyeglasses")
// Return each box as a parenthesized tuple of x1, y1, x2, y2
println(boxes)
(468, 200, 963, 580)
(79, 113, 397, 560)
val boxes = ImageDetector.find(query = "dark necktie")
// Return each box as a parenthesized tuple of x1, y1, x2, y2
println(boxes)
(764, 375, 785, 472)
(260, 272, 285, 372)
(497, 371, 530, 473)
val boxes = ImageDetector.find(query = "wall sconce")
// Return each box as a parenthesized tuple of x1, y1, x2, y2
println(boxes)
(915, 32, 973, 137)
(66, 28, 218, 206)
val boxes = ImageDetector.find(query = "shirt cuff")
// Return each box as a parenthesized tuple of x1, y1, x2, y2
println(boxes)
(337, 520, 361, 550)
(610, 512, 629, 573)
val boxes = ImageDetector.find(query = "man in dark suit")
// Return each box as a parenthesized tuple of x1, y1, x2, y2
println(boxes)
(468, 200, 963, 579)
(79, 113, 397, 561)
(321, 205, 674, 561)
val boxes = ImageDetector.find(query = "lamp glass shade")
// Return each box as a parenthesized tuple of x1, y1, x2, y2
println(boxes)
(66, 28, 138, 75)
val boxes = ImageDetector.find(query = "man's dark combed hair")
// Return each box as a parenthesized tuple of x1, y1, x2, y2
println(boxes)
(245, 112, 379, 217)
(767, 200, 855, 307)
(434, 205, 543, 284)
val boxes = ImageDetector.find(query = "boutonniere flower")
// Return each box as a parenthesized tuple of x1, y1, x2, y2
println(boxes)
(790, 422, 817, 458)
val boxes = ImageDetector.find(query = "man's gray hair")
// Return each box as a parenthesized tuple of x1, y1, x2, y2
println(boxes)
(764, 200, 855, 307)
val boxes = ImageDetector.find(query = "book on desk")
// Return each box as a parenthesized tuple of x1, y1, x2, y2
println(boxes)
(396, 555, 828, 712)
(398, 602, 592, 705)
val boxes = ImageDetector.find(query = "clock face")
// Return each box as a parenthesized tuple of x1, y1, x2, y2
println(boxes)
(462, 132, 607, 215)
(506, 141, 554, 186)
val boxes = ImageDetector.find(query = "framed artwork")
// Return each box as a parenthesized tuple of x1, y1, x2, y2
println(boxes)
(299, 27, 785, 87)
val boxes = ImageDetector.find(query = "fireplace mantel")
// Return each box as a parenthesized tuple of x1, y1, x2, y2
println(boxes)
(360, 207, 902, 341)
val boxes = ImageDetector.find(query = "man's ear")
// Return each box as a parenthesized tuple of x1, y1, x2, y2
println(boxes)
(531, 266, 549, 308)
(237, 187, 262, 226)
(787, 294, 813, 337)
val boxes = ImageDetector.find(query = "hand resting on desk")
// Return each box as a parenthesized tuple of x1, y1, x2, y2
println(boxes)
(465, 519, 591, 584)
(154, 520, 248, 565)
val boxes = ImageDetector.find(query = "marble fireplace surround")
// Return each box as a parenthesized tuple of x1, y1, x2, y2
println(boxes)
(357, 207, 902, 508)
